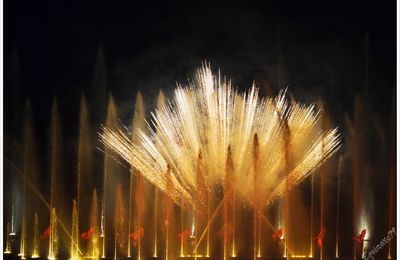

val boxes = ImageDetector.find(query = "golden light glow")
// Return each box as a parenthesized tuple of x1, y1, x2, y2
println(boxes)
(100, 63, 341, 211)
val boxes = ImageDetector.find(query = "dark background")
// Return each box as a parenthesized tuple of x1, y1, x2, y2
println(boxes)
(5, 0, 396, 132)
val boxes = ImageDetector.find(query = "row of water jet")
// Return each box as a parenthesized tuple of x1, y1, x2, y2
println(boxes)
(5, 48, 338, 259)
(3, 47, 104, 259)
(5, 86, 394, 256)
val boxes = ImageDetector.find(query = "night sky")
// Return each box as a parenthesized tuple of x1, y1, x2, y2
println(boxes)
(5, 0, 396, 132)
(3, 0, 397, 256)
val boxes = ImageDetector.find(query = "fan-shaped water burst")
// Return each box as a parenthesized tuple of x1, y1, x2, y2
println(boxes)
(101, 65, 340, 207)
(100, 64, 341, 259)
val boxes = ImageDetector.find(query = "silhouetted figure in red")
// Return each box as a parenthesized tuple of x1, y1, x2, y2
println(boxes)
(129, 227, 144, 246)
(271, 228, 284, 241)
(41, 226, 51, 240)
(177, 228, 191, 242)
(81, 226, 94, 241)
(352, 229, 366, 245)
(316, 228, 326, 249)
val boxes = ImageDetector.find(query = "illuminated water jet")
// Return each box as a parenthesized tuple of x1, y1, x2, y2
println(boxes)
(32, 212, 40, 258)
(70, 200, 79, 260)
(48, 207, 59, 259)
(89, 189, 100, 259)
(4, 222, 12, 254)
(132, 92, 146, 260)
(335, 156, 343, 259)
(153, 89, 166, 258)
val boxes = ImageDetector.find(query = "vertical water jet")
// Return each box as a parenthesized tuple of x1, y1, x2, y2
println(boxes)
(130, 92, 146, 260)
(32, 213, 39, 258)
(309, 174, 314, 258)
(194, 150, 208, 257)
(48, 99, 61, 259)
(114, 183, 126, 260)
(77, 95, 93, 252)
(5, 47, 22, 247)
(4, 222, 12, 254)
(252, 134, 260, 260)
(223, 146, 234, 260)
(153, 89, 165, 257)
(48, 208, 58, 259)
(127, 170, 133, 258)
(49, 98, 62, 214)
(18, 174, 27, 259)
(231, 185, 236, 257)
(11, 190, 16, 236)
(317, 100, 332, 260)
(101, 95, 120, 259)
(21, 100, 39, 259)
(206, 190, 210, 257)
(335, 156, 343, 258)
(89, 189, 100, 259)
(164, 165, 173, 260)
(352, 96, 364, 260)
(135, 175, 143, 260)
(70, 200, 79, 259)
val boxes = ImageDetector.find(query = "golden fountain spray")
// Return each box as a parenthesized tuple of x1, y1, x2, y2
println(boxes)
(4, 222, 12, 254)
(90, 189, 100, 259)
(101, 96, 119, 259)
(154, 90, 165, 258)
(48, 208, 58, 260)
(70, 200, 79, 259)
(18, 187, 27, 259)
(132, 92, 146, 260)
(335, 156, 343, 259)
(32, 212, 40, 258)
(100, 64, 341, 258)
